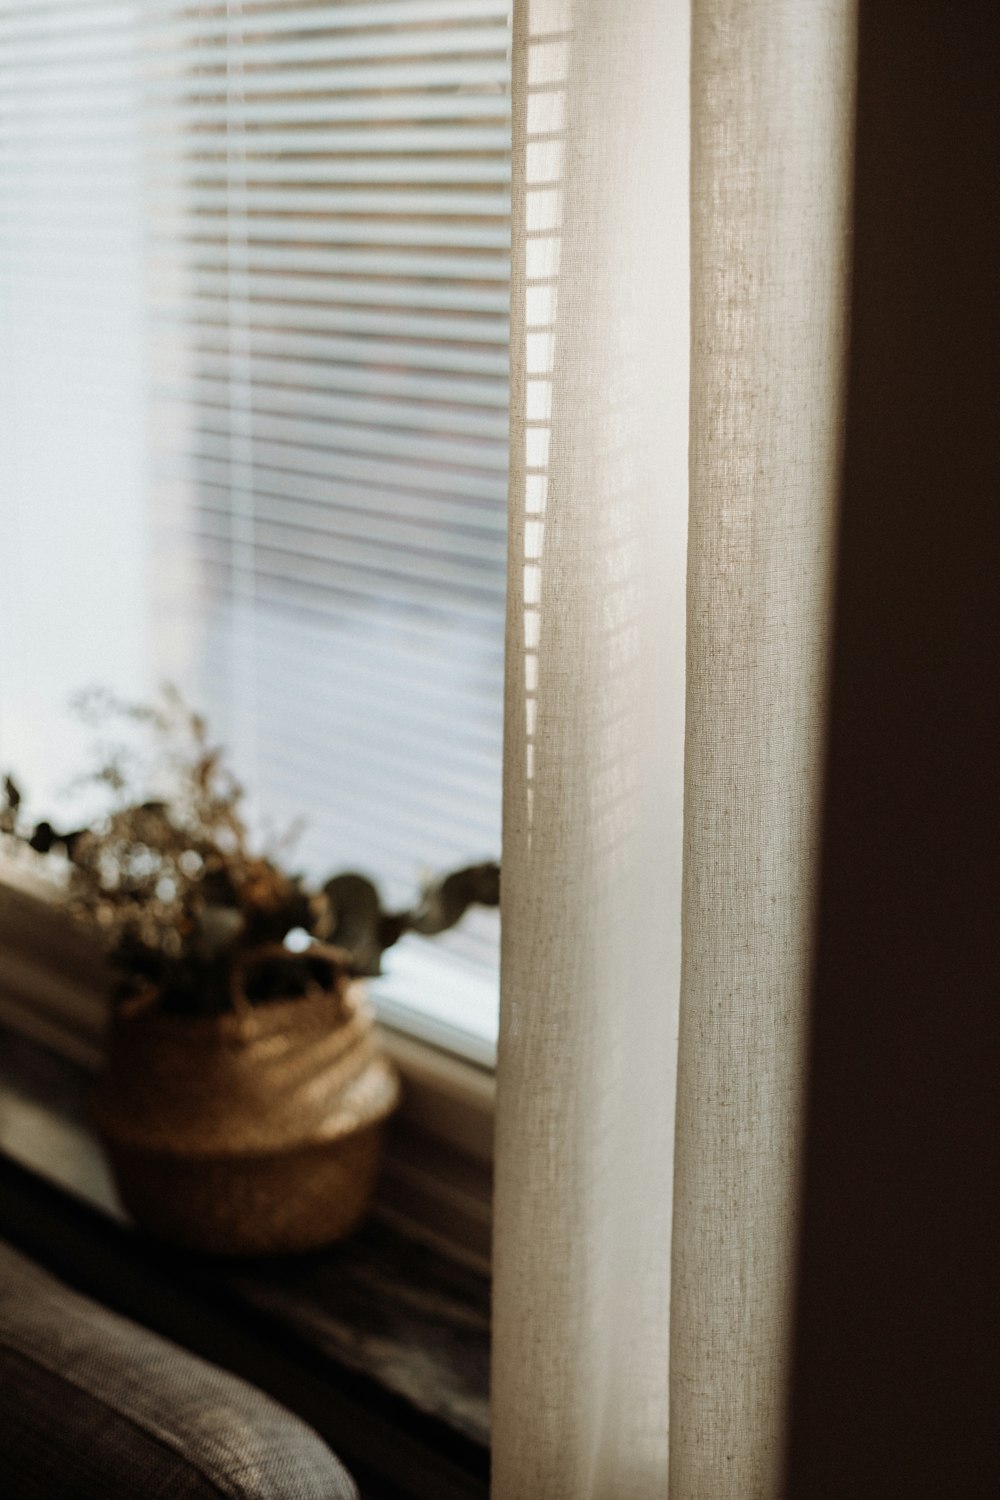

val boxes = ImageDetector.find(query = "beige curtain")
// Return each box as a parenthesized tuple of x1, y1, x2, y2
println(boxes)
(493, 1, 855, 1496)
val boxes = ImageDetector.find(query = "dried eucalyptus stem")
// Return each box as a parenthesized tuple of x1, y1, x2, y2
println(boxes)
(0, 688, 499, 1017)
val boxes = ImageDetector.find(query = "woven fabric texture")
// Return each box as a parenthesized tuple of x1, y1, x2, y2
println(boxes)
(495, 1, 688, 1495)
(493, 1, 855, 1496)
(0, 1239, 357, 1500)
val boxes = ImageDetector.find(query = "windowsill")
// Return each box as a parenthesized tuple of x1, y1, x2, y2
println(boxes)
(0, 851, 498, 1063)
(373, 938, 498, 1072)
(0, 1022, 490, 1496)
(0, 861, 496, 1270)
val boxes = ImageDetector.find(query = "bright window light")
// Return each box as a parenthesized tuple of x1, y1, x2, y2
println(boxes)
(0, 0, 510, 1058)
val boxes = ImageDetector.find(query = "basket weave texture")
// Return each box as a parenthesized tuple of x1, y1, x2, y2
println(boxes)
(93, 980, 399, 1255)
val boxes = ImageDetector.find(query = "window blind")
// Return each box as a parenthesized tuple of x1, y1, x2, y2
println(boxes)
(0, 0, 510, 1052)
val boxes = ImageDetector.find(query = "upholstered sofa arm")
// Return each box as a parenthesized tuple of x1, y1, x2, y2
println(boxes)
(0, 1239, 358, 1499)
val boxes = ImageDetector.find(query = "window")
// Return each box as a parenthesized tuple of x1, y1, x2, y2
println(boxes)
(0, 0, 511, 1064)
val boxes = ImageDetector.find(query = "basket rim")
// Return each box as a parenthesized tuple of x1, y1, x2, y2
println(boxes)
(107, 976, 366, 1041)
(93, 1046, 401, 1158)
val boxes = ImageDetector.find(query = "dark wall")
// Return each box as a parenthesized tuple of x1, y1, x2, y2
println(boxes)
(786, 3, 999, 1495)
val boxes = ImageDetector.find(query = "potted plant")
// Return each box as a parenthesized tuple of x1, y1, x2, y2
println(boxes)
(0, 688, 499, 1255)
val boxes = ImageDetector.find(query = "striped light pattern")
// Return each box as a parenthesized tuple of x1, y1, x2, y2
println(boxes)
(0, 0, 510, 1048)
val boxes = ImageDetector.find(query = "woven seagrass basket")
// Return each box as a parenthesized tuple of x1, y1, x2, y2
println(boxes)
(92, 960, 399, 1256)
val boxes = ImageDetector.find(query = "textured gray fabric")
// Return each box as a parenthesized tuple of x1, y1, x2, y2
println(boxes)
(0, 1239, 357, 1500)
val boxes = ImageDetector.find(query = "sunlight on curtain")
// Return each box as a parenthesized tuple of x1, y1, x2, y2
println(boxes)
(493, 1, 855, 1495)
(494, 1, 689, 1494)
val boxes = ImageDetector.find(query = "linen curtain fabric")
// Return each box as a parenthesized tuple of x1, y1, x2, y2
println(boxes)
(493, 1, 855, 1495)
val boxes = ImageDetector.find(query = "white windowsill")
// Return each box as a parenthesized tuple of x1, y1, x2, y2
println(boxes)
(373, 936, 498, 1072)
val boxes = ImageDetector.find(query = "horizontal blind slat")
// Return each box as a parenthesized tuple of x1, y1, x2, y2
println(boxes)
(161, 405, 507, 471)
(154, 380, 508, 436)
(0, 58, 511, 100)
(162, 326, 508, 377)
(0, 0, 509, 45)
(6, 269, 509, 313)
(1, 0, 509, 1023)
(159, 489, 505, 556)
(151, 186, 510, 214)
(154, 475, 506, 544)
(150, 350, 508, 407)
(171, 442, 506, 509)
(0, 25, 511, 78)
(153, 217, 510, 252)
(179, 520, 506, 603)
(189, 560, 505, 634)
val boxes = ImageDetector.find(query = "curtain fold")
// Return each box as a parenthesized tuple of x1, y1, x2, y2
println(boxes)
(670, 4, 855, 1495)
(493, 1, 855, 1495)
(494, 0, 690, 1494)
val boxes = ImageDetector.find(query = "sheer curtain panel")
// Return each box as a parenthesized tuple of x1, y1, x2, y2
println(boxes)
(495, 0, 689, 1491)
(493, 1, 855, 1496)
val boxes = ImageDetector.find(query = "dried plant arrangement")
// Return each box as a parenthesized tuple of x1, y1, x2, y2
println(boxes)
(0, 686, 499, 1021)
(0, 687, 500, 1254)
